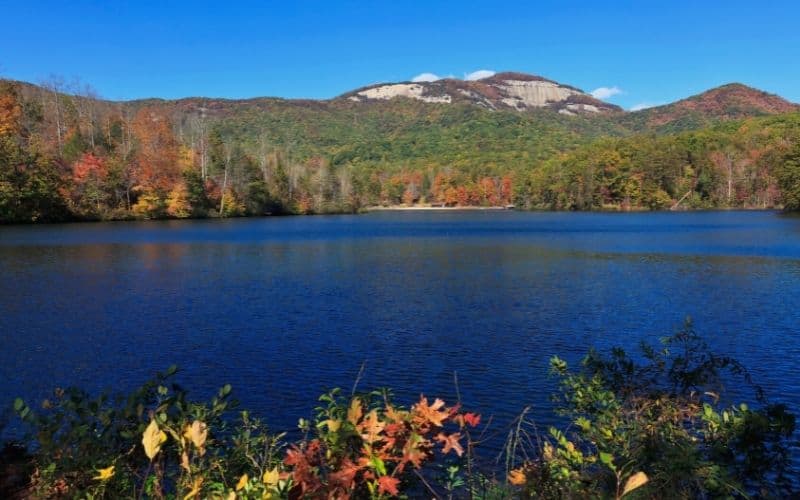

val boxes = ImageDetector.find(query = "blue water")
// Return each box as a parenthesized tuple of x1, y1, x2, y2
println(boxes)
(1, 210, 799, 459)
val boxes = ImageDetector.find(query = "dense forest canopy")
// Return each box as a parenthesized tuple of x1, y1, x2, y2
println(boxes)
(1, 77, 800, 223)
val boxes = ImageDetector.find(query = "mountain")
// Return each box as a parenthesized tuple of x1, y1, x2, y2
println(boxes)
(338, 72, 622, 115)
(3, 72, 800, 223)
(618, 83, 800, 132)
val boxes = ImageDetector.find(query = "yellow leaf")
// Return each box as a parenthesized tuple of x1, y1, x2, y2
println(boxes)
(180, 451, 190, 472)
(542, 442, 554, 461)
(262, 467, 280, 487)
(621, 471, 649, 497)
(236, 473, 248, 491)
(183, 477, 203, 500)
(324, 418, 341, 433)
(93, 465, 115, 481)
(508, 468, 527, 486)
(183, 421, 208, 456)
(347, 398, 363, 425)
(142, 419, 167, 460)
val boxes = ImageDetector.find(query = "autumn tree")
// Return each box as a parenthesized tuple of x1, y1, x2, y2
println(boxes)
(131, 107, 180, 193)
(0, 82, 66, 222)
(68, 152, 109, 215)
(501, 175, 513, 205)
(0, 83, 22, 137)
(166, 182, 192, 218)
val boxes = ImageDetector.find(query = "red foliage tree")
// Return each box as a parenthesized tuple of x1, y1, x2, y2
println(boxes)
(501, 175, 513, 205)
(72, 152, 107, 185)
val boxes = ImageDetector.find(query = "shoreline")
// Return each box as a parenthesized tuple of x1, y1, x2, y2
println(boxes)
(365, 205, 511, 211)
(0, 207, 790, 227)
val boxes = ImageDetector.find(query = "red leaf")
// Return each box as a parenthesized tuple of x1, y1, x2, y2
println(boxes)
(377, 475, 400, 496)
(464, 412, 481, 428)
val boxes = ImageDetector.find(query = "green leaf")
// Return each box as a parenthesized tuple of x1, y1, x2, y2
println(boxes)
(13, 398, 24, 412)
(575, 416, 591, 432)
(599, 451, 615, 471)
(370, 456, 387, 476)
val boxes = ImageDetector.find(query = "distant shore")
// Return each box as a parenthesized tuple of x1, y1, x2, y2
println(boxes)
(365, 205, 512, 211)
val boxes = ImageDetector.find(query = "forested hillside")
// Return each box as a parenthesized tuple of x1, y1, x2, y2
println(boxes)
(1, 76, 800, 223)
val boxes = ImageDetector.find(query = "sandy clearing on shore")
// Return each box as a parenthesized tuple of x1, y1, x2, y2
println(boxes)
(365, 205, 510, 211)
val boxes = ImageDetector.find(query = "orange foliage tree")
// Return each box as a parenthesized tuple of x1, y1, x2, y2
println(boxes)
(0, 85, 22, 137)
(131, 107, 180, 193)
(478, 177, 497, 206)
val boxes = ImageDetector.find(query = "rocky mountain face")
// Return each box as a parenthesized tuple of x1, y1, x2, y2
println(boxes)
(339, 72, 622, 115)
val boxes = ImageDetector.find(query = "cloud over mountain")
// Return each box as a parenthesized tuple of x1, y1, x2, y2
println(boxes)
(412, 73, 442, 83)
(465, 70, 496, 81)
(590, 86, 623, 100)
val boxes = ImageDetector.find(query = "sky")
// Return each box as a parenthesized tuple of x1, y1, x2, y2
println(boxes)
(1, 1, 799, 110)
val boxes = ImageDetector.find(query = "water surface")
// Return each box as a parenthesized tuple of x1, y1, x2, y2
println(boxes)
(1, 211, 799, 457)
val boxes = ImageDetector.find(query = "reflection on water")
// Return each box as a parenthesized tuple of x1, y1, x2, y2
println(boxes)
(1, 211, 799, 456)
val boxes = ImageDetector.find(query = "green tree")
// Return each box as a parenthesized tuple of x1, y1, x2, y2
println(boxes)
(776, 142, 800, 210)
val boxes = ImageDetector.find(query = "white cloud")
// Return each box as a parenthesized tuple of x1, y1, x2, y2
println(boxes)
(629, 102, 658, 111)
(410, 70, 493, 83)
(465, 69, 496, 81)
(412, 72, 442, 83)
(590, 86, 623, 100)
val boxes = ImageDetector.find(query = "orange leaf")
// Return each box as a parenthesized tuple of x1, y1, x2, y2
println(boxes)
(377, 475, 400, 496)
(508, 468, 527, 486)
(401, 433, 430, 468)
(358, 409, 386, 444)
(435, 432, 464, 456)
(384, 404, 408, 423)
(412, 396, 449, 428)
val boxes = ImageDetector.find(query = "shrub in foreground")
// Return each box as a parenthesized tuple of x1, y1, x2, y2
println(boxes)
(3, 321, 797, 498)
(505, 320, 796, 498)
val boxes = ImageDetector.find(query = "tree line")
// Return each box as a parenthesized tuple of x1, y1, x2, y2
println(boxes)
(2, 79, 800, 223)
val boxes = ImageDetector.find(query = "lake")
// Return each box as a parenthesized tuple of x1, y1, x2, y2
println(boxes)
(1, 210, 799, 457)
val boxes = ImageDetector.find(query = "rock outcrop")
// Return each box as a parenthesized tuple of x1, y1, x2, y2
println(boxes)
(341, 72, 621, 115)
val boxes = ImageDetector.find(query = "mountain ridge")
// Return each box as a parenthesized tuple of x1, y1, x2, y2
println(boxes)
(5, 73, 796, 125)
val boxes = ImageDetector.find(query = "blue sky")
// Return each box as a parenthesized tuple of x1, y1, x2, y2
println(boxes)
(1, 1, 799, 109)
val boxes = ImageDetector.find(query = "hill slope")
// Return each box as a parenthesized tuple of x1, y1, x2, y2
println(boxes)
(616, 83, 799, 132)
